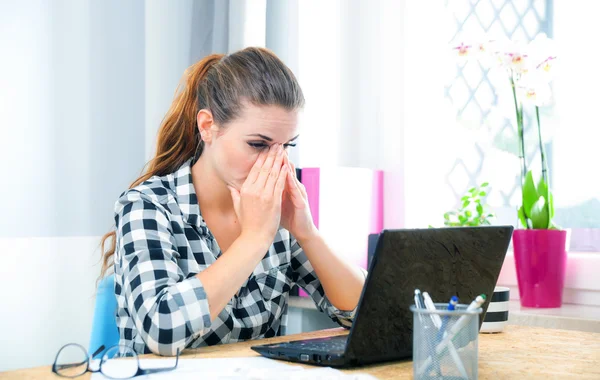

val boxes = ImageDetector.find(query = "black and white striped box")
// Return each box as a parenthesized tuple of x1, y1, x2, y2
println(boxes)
(481, 286, 510, 333)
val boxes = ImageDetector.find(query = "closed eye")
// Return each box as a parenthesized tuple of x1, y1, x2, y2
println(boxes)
(247, 142, 297, 150)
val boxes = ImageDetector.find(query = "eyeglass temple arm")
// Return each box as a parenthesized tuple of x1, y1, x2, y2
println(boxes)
(136, 348, 180, 376)
(91, 345, 106, 358)
(54, 361, 87, 370)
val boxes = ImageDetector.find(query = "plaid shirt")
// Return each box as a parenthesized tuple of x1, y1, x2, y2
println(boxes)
(113, 158, 363, 356)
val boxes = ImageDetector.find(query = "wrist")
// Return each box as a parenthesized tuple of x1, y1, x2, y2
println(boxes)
(295, 228, 321, 247)
(239, 231, 273, 253)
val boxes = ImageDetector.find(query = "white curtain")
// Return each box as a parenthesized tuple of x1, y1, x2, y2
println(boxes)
(0, 0, 275, 371)
(288, 0, 453, 229)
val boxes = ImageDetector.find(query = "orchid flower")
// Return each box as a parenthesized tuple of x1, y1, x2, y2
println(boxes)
(452, 41, 475, 57)
(516, 34, 557, 106)
(518, 70, 552, 106)
(501, 40, 530, 75)
(528, 33, 558, 80)
(450, 32, 492, 61)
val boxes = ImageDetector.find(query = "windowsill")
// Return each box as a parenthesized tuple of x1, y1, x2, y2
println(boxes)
(497, 251, 600, 307)
(289, 296, 600, 333)
(289, 251, 600, 333)
(507, 300, 600, 333)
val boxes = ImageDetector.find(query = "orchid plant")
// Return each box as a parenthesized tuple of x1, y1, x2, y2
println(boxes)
(452, 33, 558, 230)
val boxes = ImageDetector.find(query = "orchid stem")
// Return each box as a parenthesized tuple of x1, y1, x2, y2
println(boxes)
(535, 106, 549, 186)
(511, 75, 527, 187)
(536, 106, 551, 228)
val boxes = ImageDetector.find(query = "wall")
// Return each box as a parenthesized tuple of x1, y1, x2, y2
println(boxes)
(0, 0, 413, 371)
(0, 238, 101, 371)
(0, 0, 166, 372)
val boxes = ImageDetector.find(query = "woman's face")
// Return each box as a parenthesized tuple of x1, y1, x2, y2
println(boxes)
(207, 103, 299, 190)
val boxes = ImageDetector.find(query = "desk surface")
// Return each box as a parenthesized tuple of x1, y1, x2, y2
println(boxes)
(3, 325, 599, 379)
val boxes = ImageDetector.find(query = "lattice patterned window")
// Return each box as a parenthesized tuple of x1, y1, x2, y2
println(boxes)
(443, 0, 552, 217)
(443, 0, 599, 251)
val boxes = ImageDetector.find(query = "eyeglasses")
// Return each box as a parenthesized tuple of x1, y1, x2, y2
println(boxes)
(51, 343, 179, 379)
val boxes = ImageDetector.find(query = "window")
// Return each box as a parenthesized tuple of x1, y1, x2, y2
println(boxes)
(293, 0, 599, 252)
(442, 0, 599, 250)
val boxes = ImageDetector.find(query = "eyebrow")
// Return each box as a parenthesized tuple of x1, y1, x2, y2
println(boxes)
(247, 133, 300, 142)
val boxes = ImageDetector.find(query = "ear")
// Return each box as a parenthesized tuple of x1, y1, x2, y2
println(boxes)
(197, 109, 215, 144)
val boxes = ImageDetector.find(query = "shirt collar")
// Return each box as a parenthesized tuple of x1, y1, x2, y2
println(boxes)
(172, 158, 209, 234)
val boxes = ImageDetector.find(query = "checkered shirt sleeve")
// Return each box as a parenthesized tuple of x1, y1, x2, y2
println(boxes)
(114, 190, 212, 356)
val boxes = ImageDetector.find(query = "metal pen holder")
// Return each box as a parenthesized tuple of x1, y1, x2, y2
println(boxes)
(411, 303, 482, 380)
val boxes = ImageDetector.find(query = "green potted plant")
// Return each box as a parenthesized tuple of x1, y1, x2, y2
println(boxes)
(434, 182, 496, 227)
(453, 33, 568, 308)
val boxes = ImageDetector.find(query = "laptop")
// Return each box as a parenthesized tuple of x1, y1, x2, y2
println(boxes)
(251, 226, 514, 368)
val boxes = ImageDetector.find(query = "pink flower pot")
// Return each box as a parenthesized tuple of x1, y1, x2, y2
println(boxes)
(513, 229, 568, 308)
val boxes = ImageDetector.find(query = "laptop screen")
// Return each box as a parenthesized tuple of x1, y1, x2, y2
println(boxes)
(345, 226, 513, 364)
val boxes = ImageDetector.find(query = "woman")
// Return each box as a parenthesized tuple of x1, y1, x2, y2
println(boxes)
(99, 47, 366, 356)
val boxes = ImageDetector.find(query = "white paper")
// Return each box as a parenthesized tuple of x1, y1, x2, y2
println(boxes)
(90, 357, 378, 380)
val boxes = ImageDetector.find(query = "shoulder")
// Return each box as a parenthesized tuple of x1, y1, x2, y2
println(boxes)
(114, 173, 177, 219)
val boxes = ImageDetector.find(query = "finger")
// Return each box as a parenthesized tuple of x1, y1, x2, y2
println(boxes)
(286, 160, 295, 176)
(246, 149, 269, 185)
(296, 175, 308, 199)
(254, 145, 279, 188)
(281, 155, 293, 188)
(287, 178, 303, 207)
(281, 155, 303, 204)
(265, 145, 286, 192)
(285, 164, 305, 207)
(299, 184, 308, 199)
(288, 161, 304, 194)
(274, 162, 288, 199)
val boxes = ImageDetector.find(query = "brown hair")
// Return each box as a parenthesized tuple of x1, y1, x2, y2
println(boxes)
(98, 47, 305, 281)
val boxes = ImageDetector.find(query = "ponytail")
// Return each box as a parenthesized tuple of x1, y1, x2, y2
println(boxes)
(97, 54, 224, 281)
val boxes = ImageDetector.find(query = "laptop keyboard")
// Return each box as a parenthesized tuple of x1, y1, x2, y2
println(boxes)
(278, 335, 348, 353)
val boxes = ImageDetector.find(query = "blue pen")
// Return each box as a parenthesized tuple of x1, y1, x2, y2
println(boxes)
(437, 296, 458, 341)
(432, 295, 469, 379)
(447, 296, 459, 311)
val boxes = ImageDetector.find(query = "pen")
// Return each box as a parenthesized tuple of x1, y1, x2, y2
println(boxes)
(447, 294, 486, 337)
(414, 289, 425, 310)
(437, 295, 458, 341)
(414, 289, 442, 377)
(422, 292, 442, 329)
(447, 296, 459, 311)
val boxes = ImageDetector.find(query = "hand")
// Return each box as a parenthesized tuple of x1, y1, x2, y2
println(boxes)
(228, 144, 288, 247)
(280, 155, 318, 242)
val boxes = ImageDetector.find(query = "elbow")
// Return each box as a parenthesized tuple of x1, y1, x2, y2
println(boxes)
(138, 312, 206, 357)
(129, 278, 213, 356)
(146, 339, 187, 357)
(139, 315, 189, 356)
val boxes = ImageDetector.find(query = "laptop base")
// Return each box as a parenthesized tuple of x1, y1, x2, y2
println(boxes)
(251, 335, 348, 367)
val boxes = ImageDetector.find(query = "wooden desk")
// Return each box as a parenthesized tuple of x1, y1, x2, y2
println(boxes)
(2, 325, 599, 379)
